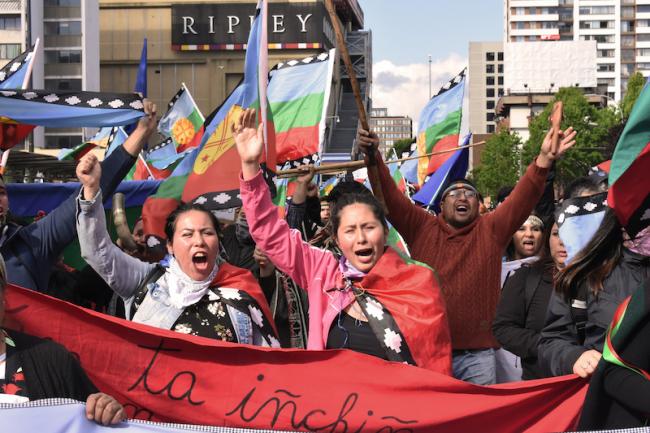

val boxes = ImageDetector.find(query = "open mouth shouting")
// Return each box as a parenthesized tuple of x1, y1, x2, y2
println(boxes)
(191, 251, 211, 272)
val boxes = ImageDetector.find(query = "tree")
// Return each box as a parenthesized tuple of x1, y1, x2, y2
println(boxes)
(390, 137, 415, 158)
(621, 71, 645, 120)
(471, 129, 522, 198)
(523, 87, 619, 185)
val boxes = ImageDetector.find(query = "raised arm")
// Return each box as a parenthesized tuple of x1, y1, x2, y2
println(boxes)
(27, 100, 158, 264)
(487, 127, 575, 247)
(357, 129, 433, 246)
(234, 109, 338, 289)
(76, 154, 155, 299)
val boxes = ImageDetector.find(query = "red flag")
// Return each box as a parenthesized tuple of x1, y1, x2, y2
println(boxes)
(0, 122, 35, 150)
(5, 285, 588, 432)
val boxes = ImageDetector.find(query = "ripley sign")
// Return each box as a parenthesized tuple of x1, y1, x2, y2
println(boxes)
(171, 2, 333, 50)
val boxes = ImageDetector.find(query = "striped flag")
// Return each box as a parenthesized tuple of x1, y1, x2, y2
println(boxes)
(58, 126, 126, 161)
(0, 89, 145, 127)
(556, 192, 608, 264)
(608, 77, 650, 237)
(270, 49, 336, 170)
(0, 40, 40, 152)
(158, 84, 205, 152)
(412, 133, 471, 211)
(416, 69, 466, 184)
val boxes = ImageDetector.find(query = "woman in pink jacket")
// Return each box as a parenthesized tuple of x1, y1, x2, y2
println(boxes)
(234, 109, 451, 375)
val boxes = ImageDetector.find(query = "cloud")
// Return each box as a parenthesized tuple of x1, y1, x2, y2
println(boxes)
(372, 53, 466, 132)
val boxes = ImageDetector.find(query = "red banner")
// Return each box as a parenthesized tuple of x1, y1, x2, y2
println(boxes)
(5, 285, 588, 432)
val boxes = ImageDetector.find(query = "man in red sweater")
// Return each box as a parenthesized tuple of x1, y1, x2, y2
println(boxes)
(358, 127, 575, 384)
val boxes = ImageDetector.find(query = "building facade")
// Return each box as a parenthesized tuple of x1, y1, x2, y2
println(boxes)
(98, 0, 368, 161)
(369, 107, 412, 157)
(27, 0, 100, 152)
(504, 0, 650, 102)
(468, 41, 504, 136)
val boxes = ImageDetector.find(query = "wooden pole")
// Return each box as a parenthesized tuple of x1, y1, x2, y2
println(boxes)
(277, 141, 487, 178)
(323, 0, 387, 211)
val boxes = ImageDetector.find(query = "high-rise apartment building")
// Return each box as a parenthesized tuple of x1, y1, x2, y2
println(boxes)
(1, 1, 100, 153)
(468, 42, 504, 136)
(369, 107, 413, 157)
(504, 0, 650, 102)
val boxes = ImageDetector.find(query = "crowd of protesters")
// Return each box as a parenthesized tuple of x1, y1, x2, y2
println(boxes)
(0, 103, 649, 430)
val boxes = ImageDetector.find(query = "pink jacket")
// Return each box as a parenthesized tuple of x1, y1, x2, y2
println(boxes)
(240, 171, 353, 350)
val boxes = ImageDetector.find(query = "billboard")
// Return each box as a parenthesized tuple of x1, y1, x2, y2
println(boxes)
(171, 2, 333, 50)
(504, 40, 598, 93)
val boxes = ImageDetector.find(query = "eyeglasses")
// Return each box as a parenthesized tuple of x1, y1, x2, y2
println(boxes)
(446, 188, 477, 199)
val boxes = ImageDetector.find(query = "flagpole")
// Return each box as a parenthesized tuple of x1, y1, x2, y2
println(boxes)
(21, 37, 39, 90)
(323, 0, 387, 213)
(277, 141, 487, 178)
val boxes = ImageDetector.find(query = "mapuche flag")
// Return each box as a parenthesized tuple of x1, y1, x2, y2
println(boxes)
(270, 49, 335, 170)
(608, 77, 650, 237)
(416, 69, 466, 185)
(58, 126, 126, 161)
(0, 41, 40, 149)
(157, 84, 205, 152)
(0, 89, 145, 127)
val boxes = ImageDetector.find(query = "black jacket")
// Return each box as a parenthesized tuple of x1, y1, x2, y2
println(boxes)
(538, 249, 650, 376)
(493, 264, 554, 380)
(5, 329, 98, 401)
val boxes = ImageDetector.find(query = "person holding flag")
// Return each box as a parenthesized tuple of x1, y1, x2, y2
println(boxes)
(0, 100, 157, 295)
(235, 108, 452, 374)
(357, 125, 576, 384)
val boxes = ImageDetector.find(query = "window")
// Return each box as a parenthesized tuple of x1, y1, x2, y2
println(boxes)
(44, 50, 82, 64)
(497, 52, 503, 61)
(486, 113, 495, 122)
(621, 21, 635, 32)
(486, 52, 495, 61)
(486, 88, 495, 98)
(0, 15, 20, 30)
(44, 21, 81, 35)
(498, 76, 504, 85)
(597, 78, 615, 87)
(44, 79, 82, 91)
(637, 48, 650, 57)
(487, 124, 496, 134)
(486, 101, 495, 110)
(597, 63, 615, 72)
(597, 49, 615, 58)
(486, 64, 494, 74)
(638, 34, 650, 42)
(44, 134, 83, 149)
(498, 64, 504, 73)
(582, 34, 615, 43)
(579, 20, 614, 29)
(639, 5, 650, 13)
(44, 0, 81, 5)
(0, 44, 21, 59)
(486, 76, 495, 86)
(622, 49, 635, 61)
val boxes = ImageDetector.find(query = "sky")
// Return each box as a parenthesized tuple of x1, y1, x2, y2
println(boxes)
(358, 0, 503, 128)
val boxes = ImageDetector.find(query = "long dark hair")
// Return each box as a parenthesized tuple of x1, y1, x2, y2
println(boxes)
(531, 216, 557, 276)
(164, 203, 221, 242)
(555, 208, 623, 301)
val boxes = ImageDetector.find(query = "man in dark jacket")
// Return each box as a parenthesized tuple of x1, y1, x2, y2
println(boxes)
(0, 100, 157, 294)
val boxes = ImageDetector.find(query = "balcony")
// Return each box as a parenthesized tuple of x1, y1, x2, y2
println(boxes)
(44, 63, 82, 76)
(44, 35, 82, 48)
(43, 6, 81, 19)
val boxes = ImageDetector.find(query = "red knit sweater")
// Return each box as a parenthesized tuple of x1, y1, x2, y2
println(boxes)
(376, 155, 549, 350)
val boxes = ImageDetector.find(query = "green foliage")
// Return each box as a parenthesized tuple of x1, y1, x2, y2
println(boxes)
(621, 72, 645, 120)
(390, 137, 415, 157)
(523, 87, 619, 185)
(471, 129, 522, 197)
